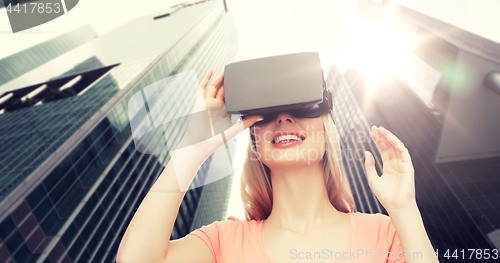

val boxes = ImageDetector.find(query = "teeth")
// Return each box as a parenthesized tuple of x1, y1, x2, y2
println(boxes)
(273, 134, 303, 144)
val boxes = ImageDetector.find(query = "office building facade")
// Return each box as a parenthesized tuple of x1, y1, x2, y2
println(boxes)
(324, 62, 386, 215)
(335, 1, 499, 262)
(0, 25, 97, 87)
(0, 1, 238, 262)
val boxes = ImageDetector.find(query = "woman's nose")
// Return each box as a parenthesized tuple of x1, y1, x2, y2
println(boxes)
(276, 111, 295, 124)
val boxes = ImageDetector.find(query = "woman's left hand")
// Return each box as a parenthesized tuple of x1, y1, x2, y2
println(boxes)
(364, 126, 417, 213)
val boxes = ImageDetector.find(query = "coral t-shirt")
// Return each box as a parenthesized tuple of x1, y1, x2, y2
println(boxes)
(188, 212, 406, 262)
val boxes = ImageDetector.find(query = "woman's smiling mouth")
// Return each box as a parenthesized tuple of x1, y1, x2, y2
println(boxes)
(271, 131, 306, 147)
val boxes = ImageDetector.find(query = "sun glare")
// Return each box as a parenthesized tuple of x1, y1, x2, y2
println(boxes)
(348, 6, 416, 94)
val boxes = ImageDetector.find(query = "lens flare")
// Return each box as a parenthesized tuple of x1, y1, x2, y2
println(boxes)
(347, 6, 416, 94)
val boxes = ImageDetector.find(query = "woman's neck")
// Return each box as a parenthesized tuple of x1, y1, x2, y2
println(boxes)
(265, 161, 343, 234)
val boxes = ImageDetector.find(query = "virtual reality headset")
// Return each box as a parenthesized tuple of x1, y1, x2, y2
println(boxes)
(224, 52, 333, 125)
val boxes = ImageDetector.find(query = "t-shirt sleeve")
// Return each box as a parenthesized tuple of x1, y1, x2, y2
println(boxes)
(187, 216, 238, 263)
(383, 215, 406, 263)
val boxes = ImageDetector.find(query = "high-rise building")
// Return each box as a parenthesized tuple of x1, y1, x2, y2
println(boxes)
(325, 62, 386, 215)
(0, 25, 97, 86)
(333, 1, 499, 262)
(0, 1, 238, 262)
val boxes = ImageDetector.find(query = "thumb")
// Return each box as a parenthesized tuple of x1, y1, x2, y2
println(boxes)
(223, 115, 263, 141)
(364, 151, 379, 185)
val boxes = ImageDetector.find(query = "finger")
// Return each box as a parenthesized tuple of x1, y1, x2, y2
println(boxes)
(376, 126, 404, 161)
(379, 126, 412, 164)
(364, 151, 379, 186)
(207, 69, 224, 99)
(191, 84, 208, 113)
(372, 126, 397, 160)
(215, 77, 225, 102)
(370, 130, 390, 162)
(223, 115, 263, 141)
(199, 67, 214, 90)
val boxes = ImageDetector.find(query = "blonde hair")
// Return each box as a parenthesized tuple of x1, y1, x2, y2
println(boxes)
(241, 112, 354, 221)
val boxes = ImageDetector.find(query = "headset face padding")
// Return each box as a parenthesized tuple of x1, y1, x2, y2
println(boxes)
(245, 88, 333, 125)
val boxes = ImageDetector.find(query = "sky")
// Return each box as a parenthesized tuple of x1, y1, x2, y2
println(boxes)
(0, 0, 182, 58)
(1, 0, 499, 60)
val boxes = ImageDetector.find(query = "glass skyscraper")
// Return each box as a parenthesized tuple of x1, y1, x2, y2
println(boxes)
(0, 25, 97, 87)
(324, 63, 386, 215)
(0, 1, 238, 262)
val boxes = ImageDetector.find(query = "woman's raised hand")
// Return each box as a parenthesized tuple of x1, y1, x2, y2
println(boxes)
(179, 68, 263, 156)
(173, 68, 263, 191)
(364, 126, 416, 213)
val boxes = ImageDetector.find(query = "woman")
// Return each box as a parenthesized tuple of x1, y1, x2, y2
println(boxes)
(117, 67, 439, 263)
